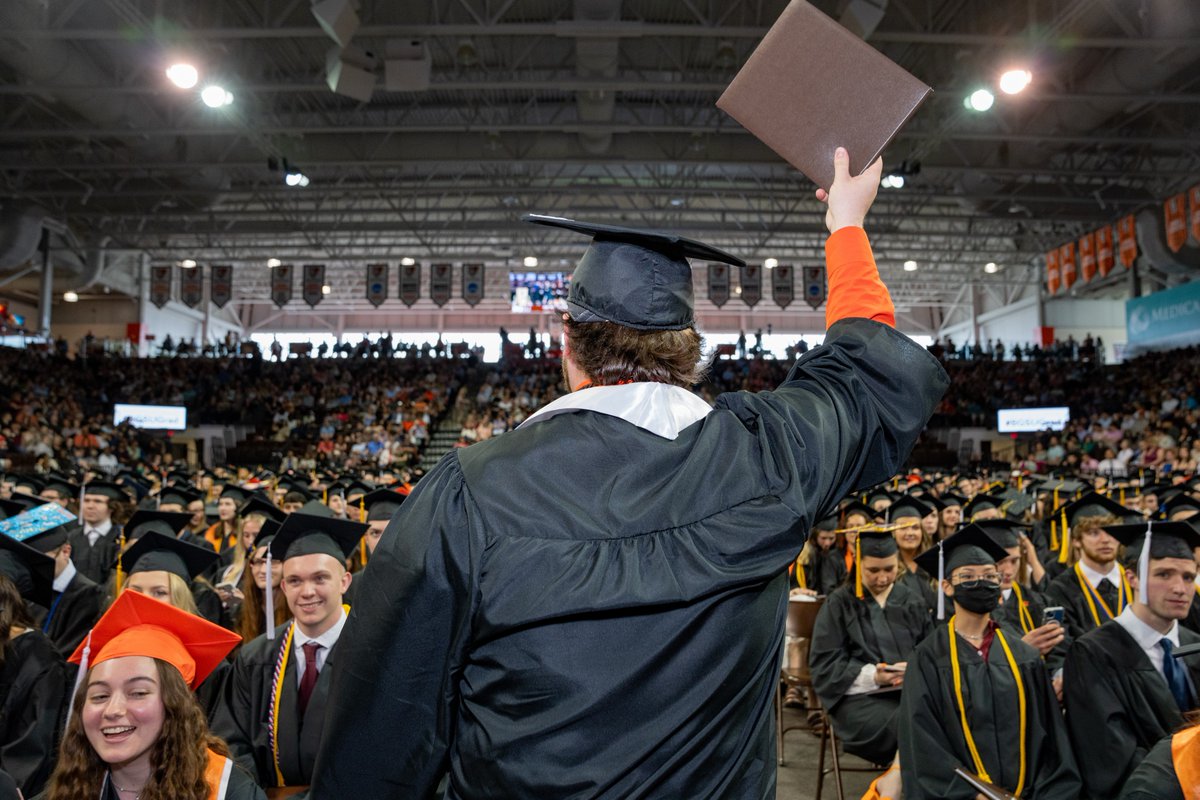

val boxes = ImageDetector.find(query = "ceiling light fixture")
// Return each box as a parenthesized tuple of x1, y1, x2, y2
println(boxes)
(267, 258, 282, 268)
(284, 171, 310, 187)
(523, 256, 539, 268)
(881, 174, 905, 189)
(400, 257, 416, 266)
(964, 88, 994, 112)
(201, 85, 234, 108)
(63, 291, 79, 303)
(763, 257, 779, 269)
(998, 69, 1032, 95)
(166, 63, 199, 89)
(322, 284, 332, 295)
(984, 262, 999, 273)
(179, 258, 197, 268)
(903, 260, 919, 272)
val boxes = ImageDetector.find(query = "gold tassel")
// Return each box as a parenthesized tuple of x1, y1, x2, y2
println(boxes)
(323, 488, 328, 504)
(855, 535, 863, 599)
(359, 497, 366, 523)
(114, 530, 126, 593)
(1119, 488, 1125, 505)
(360, 537, 368, 566)
(1058, 509, 1071, 564)
(1050, 520, 1058, 551)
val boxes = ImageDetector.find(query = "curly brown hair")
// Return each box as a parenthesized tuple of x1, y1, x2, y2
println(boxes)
(563, 318, 706, 388)
(0, 573, 35, 668)
(238, 545, 288, 643)
(45, 659, 231, 800)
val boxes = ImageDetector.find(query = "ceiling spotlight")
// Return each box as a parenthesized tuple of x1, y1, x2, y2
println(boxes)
(166, 63, 199, 89)
(267, 258, 282, 268)
(63, 291, 79, 303)
(999, 68, 1032, 95)
(523, 256, 538, 268)
(881, 174, 905, 189)
(179, 258, 197, 268)
(984, 262, 999, 273)
(964, 88, 995, 112)
(400, 257, 416, 266)
(284, 171, 310, 187)
(322, 284, 332, 295)
(903, 260, 919, 272)
(763, 257, 779, 269)
(201, 85, 234, 108)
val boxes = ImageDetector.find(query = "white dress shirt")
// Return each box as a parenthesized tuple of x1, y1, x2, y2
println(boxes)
(1079, 560, 1123, 592)
(84, 518, 113, 546)
(1114, 605, 1180, 677)
(52, 560, 77, 593)
(293, 606, 347, 678)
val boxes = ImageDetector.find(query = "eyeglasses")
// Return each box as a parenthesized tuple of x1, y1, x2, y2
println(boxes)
(952, 573, 1001, 588)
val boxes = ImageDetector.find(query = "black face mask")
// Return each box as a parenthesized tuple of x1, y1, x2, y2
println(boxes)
(952, 581, 1002, 615)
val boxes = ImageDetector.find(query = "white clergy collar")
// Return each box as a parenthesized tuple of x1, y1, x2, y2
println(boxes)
(519, 382, 712, 440)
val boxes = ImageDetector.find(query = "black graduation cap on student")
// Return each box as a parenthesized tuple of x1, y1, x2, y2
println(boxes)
(1164, 494, 1200, 522)
(239, 495, 286, 524)
(915, 524, 1010, 619)
(963, 494, 1006, 521)
(521, 214, 746, 330)
(976, 519, 1032, 550)
(1104, 520, 1200, 604)
(12, 474, 44, 494)
(119, 531, 219, 581)
(0, 494, 48, 517)
(83, 480, 132, 503)
(219, 485, 251, 504)
(0, 533, 55, 608)
(1061, 491, 1137, 527)
(41, 476, 80, 499)
(269, 512, 367, 563)
(340, 480, 375, 499)
(840, 500, 879, 522)
(360, 488, 405, 523)
(888, 495, 933, 523)
(865, 488, 896, 508)
(125, 510, 193, 541)
(158, 485, 202, 509)
(852, 528, 899, 599)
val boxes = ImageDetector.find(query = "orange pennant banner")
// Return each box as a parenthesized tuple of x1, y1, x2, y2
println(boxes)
(1189, 185, 1200, 245)
(1078, 231, 1096, 283)
(1059, 242, 1077, 291)
(1116, 214, 1137, 268)
(1096, 225, 1114, 277)
(1164, 193, 1187, 253)
(1046, 248, 1060, 295)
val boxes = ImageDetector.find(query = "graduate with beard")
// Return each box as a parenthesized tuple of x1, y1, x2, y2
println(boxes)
(809, 528, 931, 790)
(1063, 520, 1200, 800)
(897, 525, 1081, 800)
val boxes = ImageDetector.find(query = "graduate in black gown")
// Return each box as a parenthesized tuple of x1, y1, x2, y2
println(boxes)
(809, 529, 931, 769)
(24, 522, 105, 659)
(897, 525, 1081, 800)
(1063, 520, 1200, 800)
(0, 535, 68, 798)
(342, 488, 404, 607)
(120, 510, 229, 627)
(1162, 493, 1200, 634)
(791, 513, 848, 597)
(890, 495, 938, 613)
(1045, 492, 1142, 640)
(212, 513, 365, 789)
(1118, 721, 1200, 800)
(66, 481, 132, 586)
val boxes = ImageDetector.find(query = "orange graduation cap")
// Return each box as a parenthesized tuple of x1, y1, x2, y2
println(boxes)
(69, 589, 241, 689)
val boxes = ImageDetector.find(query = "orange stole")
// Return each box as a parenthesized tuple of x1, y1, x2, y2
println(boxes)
(1173, 724, 1200, 800)
(204, 750, 233, 800)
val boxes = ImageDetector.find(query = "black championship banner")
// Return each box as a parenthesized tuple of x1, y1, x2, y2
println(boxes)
(399, 263, 420, 307)
(210, 265, 233, 309)
(803, 265, 826, 310)
(708, 264, 730, 308)
(741, 263, 761, 308)
(462, 263, 484, 306)
(771, 264, 794, 309)
(180, 265, 204, 308)
(302, 263, 326, 307)
(150, 266, 171, 308)
(430, 262, 452, 307)
(366, 263, 388, 307)
(271, 264, 293, 308)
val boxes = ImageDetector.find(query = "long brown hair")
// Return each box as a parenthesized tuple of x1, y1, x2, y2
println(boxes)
(238, 546, 288, 643)
(0, 573, 36, 668)
(46, 659, 231, 800)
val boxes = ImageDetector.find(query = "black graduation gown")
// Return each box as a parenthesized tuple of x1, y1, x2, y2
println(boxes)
(897, 566, 937, 614)
(1182, 585, 1200, 635)
(27, 569, 104, 658)
(808, 581, 932, 764)
(1062, 620, 1200, 800)
(992, 584, 1071, 674)
(1117, 734, 1182, 800)
(27, 754, 269, 800)
(791, 548, 848, 596)
(0, 631, 67, 798)
(0, 770, 17, 800)
(66, 524, 124, 585)
(310, 318, 950, 799)
(212, 622, 339, 788)
(898, 623, 1081, 800)
(1044, 565, 1127, 641)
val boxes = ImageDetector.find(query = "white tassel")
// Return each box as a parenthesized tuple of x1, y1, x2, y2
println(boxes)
(936, 541, 946, 620)
(265, 550, 275, 640)
(66, 629, 92, 724)
(1137, 520, 1152, 605)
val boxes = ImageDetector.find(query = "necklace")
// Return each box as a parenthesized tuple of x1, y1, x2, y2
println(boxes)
(959, 630, 985, 640)
(109, 774, 143, 798)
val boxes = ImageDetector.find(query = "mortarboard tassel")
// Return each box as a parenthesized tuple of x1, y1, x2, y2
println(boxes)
(855, 535, 863, 599)
(1057, 509, 1071, 564)
(66, 629, 92, 723)
(360, 537, 368, 566)
(114, 530, 126, 593)
(265, 550, 275, 640)
(936, 541, 946, 620)
(1137, 520, 1152, 605)
(323, 488, 328, 505)
(1120, 487, 1125, 506)
(1050, 520, 1058, 552)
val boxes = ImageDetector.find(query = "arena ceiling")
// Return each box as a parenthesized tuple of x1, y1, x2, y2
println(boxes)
(1, 0, 1199, 328)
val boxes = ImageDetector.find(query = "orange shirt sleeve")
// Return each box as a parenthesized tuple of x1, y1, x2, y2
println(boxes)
(823, 226, 896, 329)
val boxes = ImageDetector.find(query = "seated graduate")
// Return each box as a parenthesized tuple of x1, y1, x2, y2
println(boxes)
(898, 525, 1081, 800)
(1062, 520, 1200, 800)
(889, 495, 938, 612)
(211, 512, 365, 790)
(1118, 720, 1200, 800)
(41, 590, 263, 800)
(121, 510, 227, 627)
(935, 492, 966, 540)
(1161, 493, 1200, 634)
(1045, 492, 1142, 640)
(791, 513, 848, 597)
(981, 519, 1069, 691)
(809, 529, 932, 770)
(233, 525, 286, 645)
(837, 500, 877, 576)
(0, 535, 68, 798)
(342, 488, 404, 606)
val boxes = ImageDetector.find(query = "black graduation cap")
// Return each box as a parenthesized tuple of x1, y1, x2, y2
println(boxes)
(865, 488, 896, 508)
(239, 495, 286, 523)
(937, 492, 968, 510)
(887, 495, 932, 523)
(813, 512, 838, 532)
(219, 485, 250, 504)
(12, 474, 44, 494)
(963, 494, 1005, 521)
(119, 531, 219, 581)
(521, 213, 746, 331)
(157, 485, 202, 508)
(905, 482, 932, 496)
(0, 494, 48, 517)
(976, 519, 1031, 550)
(839, 500, 878, 522)
(340, 480, 375, 499)
(125, 510, 193, 541)
(360, 489, 405, 523)
(41, 476, 80, 498)
(1164, 494, 1200, 522)
(1104, 520, 1200, 604)
(269, 513, 367, 562)
(1061, 491, 1137, 528)
(83, 480, 131, 503)
(851, 528, 899, 599)
(296, 499, 335, 518)
(0, 533, 56, 608)
(915, 524, 1010, 619)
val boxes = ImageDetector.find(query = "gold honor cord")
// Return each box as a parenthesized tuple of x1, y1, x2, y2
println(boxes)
(1057, 509, 1071, 564)
(948, 617, 1028, 797)
(269, 622, 297, 787)
(1073, 562, 1131, 627)
(1010, 582, 1035, 635)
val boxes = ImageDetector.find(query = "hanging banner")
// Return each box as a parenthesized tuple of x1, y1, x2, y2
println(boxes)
(1059, 242, 1077, 291)
(1045, 248, 1060, 295)
(430, 263, 452, 307)
(271, 264, 293, 308)
(803, 265, 825, 310)
(365, 263, 388, 307)
(399, 263, 420, 306)
(1117, 214, 1138, 268)
(1164, 193, 1187, 253)
(741, 263, 761, 308)
(302, 264, 326, 307)
(179, 265, 204, 308)
(1095, 226, 1114, 278)
(150, 266, 171, 308)
(707, 264, 730, 308)
(462, 263, 484, 306)
(771, 264, 794, 309)
(1078, 232, 1096, 284)
(210, 265, 233, 308)
(1190, 185, 1200, 244)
